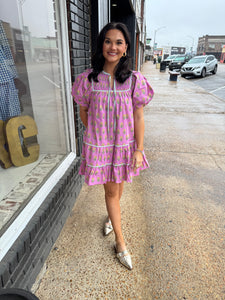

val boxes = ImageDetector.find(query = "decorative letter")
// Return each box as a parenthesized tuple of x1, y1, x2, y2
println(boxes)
(5, 116, 40, 167)
(0, 120, 13, 169)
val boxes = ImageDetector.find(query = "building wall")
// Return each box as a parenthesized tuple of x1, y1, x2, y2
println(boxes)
(197, 35, 225, 60)
(67, 0, 91, 156)
(134, 0, 146, 70)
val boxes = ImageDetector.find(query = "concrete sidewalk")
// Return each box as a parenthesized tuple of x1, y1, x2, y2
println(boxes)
(34, 62, 225, 299)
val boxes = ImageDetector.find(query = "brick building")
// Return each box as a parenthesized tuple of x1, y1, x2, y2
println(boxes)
(0, 0, 147, 291)
(197, 35, 225, 60)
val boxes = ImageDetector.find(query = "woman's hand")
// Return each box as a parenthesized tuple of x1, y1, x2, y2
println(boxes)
(132, 150, 143, 171)
(133, 106, 144, 171)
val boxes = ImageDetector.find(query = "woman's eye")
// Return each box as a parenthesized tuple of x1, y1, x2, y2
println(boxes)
(105, 40, 110, 44)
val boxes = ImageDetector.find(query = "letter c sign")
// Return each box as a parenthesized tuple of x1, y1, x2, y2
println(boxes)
(0, 116, 40, 168)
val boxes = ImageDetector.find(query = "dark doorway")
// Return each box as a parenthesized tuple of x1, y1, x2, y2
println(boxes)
(111, 0, 136, 69)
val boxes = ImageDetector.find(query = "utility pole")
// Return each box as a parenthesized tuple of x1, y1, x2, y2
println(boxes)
(153, 26, 166, 51)
(187, 35, 194, 54)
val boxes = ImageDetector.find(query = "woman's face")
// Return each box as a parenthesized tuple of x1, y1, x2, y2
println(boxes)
(102, 29, 127, 66)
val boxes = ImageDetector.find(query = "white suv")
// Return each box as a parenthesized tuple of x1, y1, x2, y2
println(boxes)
(180, 55, 218, 78)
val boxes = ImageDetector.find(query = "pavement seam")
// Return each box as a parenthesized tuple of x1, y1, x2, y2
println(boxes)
(145, 150, 225, 156)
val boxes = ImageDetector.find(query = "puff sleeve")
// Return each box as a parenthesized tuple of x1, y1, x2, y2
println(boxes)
(72, 69, 92, 108)
(132, 71, 154, 110)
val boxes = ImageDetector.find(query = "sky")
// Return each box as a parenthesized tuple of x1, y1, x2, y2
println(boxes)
(145, 0, 225, 51)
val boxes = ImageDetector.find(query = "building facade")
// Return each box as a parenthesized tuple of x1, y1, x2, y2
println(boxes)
(197, 35, 225, 60)
(0, 0, 147, 291)
(135, 0, 147, 70)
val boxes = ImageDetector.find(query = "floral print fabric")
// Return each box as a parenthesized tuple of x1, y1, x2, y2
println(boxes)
(72, 69, 154, 185)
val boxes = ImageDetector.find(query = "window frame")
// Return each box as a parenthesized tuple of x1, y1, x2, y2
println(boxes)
(0, 0, 76, 261)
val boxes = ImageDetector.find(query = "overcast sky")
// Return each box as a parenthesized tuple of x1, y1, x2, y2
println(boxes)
(145, 0, 225, 51)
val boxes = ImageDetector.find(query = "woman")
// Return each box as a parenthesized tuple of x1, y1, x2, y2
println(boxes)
(72, 22, 154, 270)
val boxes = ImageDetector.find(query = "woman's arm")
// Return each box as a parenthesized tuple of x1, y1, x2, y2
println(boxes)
(80, 105, 88, 127)
(132, 106, 145, 168)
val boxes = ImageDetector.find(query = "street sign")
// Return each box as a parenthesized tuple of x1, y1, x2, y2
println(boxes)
(171, 46, 186, 55)
(146, 38, 151, 45)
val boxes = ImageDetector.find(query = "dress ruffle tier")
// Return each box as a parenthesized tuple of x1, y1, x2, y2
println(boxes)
(79, 141, 149, 185)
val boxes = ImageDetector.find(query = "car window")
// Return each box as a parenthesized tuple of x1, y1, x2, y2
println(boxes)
(165, 55, 174, 59)
(174, 56, 185, 62)
(187, 57, 205, 64)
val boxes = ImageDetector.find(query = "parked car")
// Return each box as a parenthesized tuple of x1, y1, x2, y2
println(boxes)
(180, 55, 218, 78)
(163, 55, 178, 66)
(169, 54, 192, 71)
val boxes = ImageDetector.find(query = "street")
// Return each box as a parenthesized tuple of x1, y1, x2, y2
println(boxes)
(35, 62, 225, 300)
(142, 62, 225, 299)
(188, 63, 225, 101)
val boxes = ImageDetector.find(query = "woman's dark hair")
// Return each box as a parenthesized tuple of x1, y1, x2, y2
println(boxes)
(88, 22, 132, 84)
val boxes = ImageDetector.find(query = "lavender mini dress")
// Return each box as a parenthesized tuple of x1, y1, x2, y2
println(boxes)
(72, 69, 154, 186)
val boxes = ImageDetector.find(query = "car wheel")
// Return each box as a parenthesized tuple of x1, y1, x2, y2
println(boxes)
(201, 68, 206, 78)
(181, 74, 186, 78)
(212, 65, 217, 74)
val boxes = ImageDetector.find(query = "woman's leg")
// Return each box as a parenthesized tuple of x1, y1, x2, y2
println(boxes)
(104, 181, 125, 252)
(119, 181, 124, 200)
(105, 181, 124, 219)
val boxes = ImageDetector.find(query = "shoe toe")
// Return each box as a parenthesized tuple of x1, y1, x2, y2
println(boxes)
(116, 249, 133, 270)
(104, 220, 113, 236)
(122, 255, 132, 270)
(104, 226, 113, 235)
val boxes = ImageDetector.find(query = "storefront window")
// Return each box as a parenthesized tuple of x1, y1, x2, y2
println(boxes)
(0, 0, 72, 232)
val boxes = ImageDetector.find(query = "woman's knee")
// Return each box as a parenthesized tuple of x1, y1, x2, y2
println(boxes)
(104, 182, 120, 199)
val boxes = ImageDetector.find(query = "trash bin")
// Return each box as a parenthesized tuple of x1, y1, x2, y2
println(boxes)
(168, 71, 180, 82)
(160, 61, 167, 72)
(0, 288, 39, 300)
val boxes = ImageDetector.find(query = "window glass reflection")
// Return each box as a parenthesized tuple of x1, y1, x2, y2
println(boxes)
(0, 0, 68, 154)
(0, 0, 70, 232)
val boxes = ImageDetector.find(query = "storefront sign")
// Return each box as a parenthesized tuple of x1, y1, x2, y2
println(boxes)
(153, 48, 163, 56)
(171, 46, 186, 55)
(0, 116, 39, 168)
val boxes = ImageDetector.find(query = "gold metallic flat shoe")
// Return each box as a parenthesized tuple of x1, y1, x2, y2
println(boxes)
(104, 219, 113, 236)
(115, 245, 133, 270)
